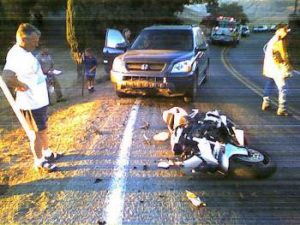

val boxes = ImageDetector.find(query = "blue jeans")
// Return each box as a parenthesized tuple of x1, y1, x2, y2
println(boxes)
(263, 77, 288, 110)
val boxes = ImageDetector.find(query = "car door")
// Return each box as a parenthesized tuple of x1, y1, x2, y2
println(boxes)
(194, 28, 209, 85)
(103, 28, 127, 73)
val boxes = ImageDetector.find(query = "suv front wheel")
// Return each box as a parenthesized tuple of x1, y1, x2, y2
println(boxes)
(184, 75, 198, 103)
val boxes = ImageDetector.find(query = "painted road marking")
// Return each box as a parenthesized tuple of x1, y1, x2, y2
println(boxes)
(104, 98, 141, 225)
(221, 47, 300, 120)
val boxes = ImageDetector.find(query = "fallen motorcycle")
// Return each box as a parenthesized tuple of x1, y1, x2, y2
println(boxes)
(162, 107, 276, 179)
(46, 69, 62, 104)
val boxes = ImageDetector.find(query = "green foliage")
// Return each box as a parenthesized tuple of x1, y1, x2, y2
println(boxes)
(217, 2, 249, 24)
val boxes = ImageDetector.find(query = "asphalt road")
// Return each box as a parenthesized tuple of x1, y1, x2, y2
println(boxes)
(101, 32, 300, 225)
(4, 32, 299, 225)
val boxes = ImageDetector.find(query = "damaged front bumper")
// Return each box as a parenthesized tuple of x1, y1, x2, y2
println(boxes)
(111, 71, 194, 97)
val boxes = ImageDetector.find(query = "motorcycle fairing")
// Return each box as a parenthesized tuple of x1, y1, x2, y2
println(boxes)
(194, 137, 219, 166)
(220, 143, 248, 171)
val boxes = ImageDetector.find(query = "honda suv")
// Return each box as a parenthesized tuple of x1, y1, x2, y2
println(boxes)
(103, 25, 210, 102)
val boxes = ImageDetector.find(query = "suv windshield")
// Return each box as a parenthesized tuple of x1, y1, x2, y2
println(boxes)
(130, 29, 193, 51)
(218, 21, 236, 28)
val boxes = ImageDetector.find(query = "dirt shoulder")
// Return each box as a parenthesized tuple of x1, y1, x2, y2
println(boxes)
(0, 44, 114, 223)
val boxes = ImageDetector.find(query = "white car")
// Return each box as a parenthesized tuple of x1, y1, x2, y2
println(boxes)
(269, 25, 276, 31)
(253, 25, 268, 32)
(240, 25, 250, 36)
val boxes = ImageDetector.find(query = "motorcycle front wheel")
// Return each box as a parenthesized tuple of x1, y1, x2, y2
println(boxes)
(228, 149, 276, 179)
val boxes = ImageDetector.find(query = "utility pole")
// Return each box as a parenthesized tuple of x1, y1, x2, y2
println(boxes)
(294, 0, 298, 15)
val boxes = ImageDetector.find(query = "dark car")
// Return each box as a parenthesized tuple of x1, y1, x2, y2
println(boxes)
(103, 25, 210, 102)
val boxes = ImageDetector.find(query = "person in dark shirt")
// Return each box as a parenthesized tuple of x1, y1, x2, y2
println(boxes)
(83, 48, 97, 93)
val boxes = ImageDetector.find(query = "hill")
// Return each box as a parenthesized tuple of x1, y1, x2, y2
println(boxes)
(180, 0, 296, 25)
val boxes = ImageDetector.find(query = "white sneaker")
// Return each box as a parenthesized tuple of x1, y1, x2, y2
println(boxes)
(34, 159, 57, 172)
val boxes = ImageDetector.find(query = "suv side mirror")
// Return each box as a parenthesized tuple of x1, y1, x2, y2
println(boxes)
(116, 42, 128, 50)
(195, 44, 208, 52)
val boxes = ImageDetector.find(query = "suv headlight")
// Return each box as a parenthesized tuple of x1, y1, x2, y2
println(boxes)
(112, 57, 127, 73)
(171, 60, 192, 73)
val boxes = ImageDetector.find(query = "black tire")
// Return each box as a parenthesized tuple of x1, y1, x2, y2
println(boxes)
(184, 76, 198, 103)
(203, 60, 210, 84)
(116, 90, 127, 98)
(228, 149, 276, 179)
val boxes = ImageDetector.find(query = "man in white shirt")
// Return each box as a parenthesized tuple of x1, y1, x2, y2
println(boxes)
(2, 23, 62, 172)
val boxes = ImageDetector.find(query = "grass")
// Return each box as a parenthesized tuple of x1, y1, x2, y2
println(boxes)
(0, 91, 102, 223)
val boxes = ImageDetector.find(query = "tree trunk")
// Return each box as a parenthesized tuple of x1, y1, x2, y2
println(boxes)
(66, 0, 83, 82)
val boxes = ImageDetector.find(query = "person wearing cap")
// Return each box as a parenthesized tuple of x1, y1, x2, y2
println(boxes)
(262, 24, 293, 116)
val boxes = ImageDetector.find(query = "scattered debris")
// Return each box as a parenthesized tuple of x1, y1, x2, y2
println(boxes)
(186, 190, 206, 208)
(157, 161, 170, 169)
(157, 158, 183, 169)
(94, 178, 103, 184)
(140, 200, 145, 203)
(153, 131, 169, 142)
(133, 166, 137, 170)
(139, 121, 150, 130)
(143, 165, 148, 171)
(143, 133, 151, 145)
(168, 159, 174, 166)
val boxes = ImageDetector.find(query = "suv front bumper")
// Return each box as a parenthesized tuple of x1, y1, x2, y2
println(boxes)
(111, 71, 195, 97)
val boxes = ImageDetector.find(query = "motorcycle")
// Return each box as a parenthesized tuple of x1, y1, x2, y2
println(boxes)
(162, 107, 276, 179)
(46, 69, 62, 104)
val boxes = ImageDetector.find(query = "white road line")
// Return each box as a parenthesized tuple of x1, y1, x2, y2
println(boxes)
(104, 98, 141, 225)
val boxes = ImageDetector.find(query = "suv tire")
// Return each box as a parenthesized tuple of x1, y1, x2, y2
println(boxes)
(184, 76, 198, 103)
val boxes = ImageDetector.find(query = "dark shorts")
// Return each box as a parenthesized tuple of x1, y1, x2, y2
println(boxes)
(21, 106, 48, 131)
(85, 75, 95, 81)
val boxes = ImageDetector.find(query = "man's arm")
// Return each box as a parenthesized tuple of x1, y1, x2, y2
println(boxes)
(2, 69, 28, 91)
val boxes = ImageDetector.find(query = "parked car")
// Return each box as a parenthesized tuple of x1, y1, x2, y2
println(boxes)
(103, 25, 210, 102)
(253, 25, 268, 32)
(269, 25, 277, 31)
(240, 25, 250, 37)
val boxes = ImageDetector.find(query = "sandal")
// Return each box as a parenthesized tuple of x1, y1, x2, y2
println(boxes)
(35, 161, 57, 173)
(44, 152, 64, 162)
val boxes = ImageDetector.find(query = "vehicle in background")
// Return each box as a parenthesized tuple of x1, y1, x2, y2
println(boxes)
(269, 25, 277, 32)
(210, 16, 241, 45)
(240, 25, 250, 37)
(103, 25, 210, 102)
(253, 25, 268, 32)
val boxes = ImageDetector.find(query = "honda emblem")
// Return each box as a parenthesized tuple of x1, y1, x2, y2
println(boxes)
(141, 64, 149, 71)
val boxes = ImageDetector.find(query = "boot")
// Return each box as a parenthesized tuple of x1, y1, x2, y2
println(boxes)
(261, 97, 270, 111)
(277, 108, 288, 116)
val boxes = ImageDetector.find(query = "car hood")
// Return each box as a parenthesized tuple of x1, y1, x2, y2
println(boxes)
(119, 50, 194, 63)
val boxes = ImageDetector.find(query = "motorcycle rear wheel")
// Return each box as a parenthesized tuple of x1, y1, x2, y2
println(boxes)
(228, 149, 276, 179)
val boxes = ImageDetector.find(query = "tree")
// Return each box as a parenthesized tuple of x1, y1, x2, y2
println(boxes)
(217, 2, 249, 24)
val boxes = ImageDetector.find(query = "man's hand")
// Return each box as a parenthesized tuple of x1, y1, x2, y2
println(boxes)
(15, 83, 29, 91)
(2, 70, 29, 91)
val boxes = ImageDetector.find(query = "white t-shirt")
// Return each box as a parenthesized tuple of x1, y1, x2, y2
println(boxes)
(4, 44, 49, 110)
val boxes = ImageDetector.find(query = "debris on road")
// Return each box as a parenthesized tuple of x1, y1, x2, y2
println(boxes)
(157, 161, 170, 169)
(186, 190, 206, 208)
(153, 131, 169, 142)
(139, 121, 150, 130)
(143, 133, 151, 145)
(157, 158, 183, 169)
(143, 165, 148, 171)
(94, 178, 103, 184)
